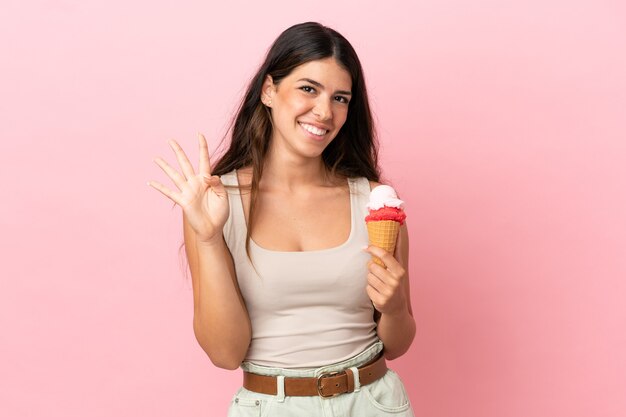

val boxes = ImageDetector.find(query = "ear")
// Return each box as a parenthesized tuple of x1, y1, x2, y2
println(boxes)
(261, 74, 276, 106)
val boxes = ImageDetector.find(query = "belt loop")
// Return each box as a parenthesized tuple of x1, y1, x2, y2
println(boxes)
(349, 366, 361, 392)
(276, 375, 286, 403)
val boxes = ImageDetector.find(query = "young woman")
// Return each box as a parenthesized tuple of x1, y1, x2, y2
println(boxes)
(149, 22, 416, 416)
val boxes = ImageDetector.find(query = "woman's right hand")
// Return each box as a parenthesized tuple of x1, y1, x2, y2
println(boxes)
(148, 133, 229, 244)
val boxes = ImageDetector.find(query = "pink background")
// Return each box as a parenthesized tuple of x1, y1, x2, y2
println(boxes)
(2, 1, 625, 416)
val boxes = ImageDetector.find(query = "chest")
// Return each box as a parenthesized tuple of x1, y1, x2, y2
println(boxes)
(241, 187, 352, 252)
(238, 247, 371, 312)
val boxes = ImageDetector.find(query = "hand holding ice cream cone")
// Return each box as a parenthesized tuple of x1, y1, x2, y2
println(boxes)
(365, 185, 406, 268)
(364, 185, 409, 315)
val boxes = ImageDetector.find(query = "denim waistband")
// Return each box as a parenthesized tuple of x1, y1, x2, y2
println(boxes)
(240, 340, 384, 378)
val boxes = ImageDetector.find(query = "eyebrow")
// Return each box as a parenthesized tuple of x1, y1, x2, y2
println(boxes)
(297, 78, 352, 96)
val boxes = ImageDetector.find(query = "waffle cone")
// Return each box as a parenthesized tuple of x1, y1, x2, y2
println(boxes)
(367, 220, 400, 267)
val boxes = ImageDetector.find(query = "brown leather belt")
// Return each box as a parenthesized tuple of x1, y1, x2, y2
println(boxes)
(242, 354, 387, 398)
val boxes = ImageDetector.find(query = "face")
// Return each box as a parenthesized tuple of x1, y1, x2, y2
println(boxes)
(262, 58, 352, 160)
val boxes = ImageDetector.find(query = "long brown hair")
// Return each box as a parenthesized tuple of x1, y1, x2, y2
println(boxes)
(180, 22, 381, 270)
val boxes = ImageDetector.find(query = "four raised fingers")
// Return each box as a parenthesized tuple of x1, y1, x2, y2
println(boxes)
(149, 133, 216, 205)
(151, 134, 212, 187)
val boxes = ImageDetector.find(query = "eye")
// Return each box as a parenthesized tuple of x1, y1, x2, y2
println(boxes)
(335, 96, 350, 104)
(300, 85, 316, 94)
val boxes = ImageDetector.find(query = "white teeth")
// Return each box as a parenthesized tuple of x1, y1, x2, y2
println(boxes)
(299, 122, 327, 136)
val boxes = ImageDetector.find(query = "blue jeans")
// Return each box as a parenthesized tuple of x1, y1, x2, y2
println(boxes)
(227, 341, 414, 417)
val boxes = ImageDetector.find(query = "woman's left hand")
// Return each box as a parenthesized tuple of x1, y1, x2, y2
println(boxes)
(364, 245, 409, 316)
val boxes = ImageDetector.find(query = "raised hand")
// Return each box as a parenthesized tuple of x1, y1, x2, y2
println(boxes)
(148, 133, 229, 244)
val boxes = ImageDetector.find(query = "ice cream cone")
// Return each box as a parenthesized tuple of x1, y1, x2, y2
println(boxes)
(367, 220, 400, 267)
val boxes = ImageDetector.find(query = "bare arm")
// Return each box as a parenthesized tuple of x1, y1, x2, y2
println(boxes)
(184, 215, 251, 370)
(149, 133, 251, 370)
(366, 223, 416, 360)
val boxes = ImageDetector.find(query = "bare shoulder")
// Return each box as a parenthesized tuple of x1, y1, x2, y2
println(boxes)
(235, 165, 253, 187)
(368, 180, 382, 191)
(237, 165, 253, 176)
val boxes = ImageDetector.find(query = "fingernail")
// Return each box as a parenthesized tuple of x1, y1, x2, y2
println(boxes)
(362, 245, 369, 251)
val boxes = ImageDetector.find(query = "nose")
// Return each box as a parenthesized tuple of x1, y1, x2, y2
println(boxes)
(312, 97, 332, 121)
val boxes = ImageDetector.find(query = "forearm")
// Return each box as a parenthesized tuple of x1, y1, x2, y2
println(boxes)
(192, 238, 252, 369)
(376, 309, 416, 360)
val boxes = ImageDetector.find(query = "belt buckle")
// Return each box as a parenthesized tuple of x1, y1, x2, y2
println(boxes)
(316, 371, 342, 398)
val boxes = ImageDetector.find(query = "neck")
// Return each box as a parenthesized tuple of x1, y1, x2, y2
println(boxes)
(261, 145, 330, 192)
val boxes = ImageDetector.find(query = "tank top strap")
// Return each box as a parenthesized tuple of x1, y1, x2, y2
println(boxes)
(219, 169, 247, 251)
(349, 176, 372, 234)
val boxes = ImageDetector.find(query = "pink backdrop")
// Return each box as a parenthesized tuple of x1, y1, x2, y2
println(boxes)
(2, 1, 625, 416)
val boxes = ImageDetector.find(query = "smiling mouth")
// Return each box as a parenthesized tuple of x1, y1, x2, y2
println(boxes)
(299, 122, 329, 137)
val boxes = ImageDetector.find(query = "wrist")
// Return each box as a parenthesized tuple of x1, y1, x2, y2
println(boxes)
(380, 304, 411, 321)
(196, 234, 225, 249)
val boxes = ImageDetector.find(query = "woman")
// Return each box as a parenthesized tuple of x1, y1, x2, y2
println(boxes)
(149, 22, 416, 416)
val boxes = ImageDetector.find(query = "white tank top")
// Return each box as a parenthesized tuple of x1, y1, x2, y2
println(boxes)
(220, 169, 379, 368)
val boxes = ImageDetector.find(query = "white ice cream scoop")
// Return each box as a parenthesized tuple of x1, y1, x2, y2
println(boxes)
(366, 185, 405, 210)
